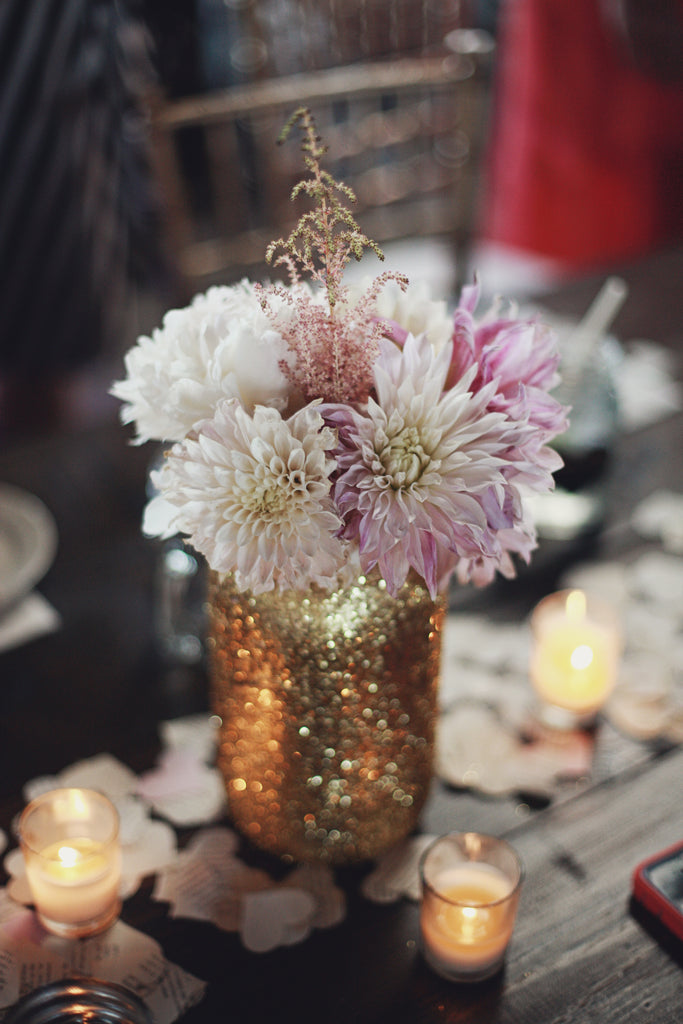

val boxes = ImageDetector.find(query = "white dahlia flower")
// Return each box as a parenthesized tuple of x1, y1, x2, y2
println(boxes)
(150, 399, 347, 593)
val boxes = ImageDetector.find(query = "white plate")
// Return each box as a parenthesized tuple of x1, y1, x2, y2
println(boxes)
(0, 484, 58, 613)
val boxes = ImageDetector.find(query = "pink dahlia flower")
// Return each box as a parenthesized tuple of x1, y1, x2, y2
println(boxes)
(447, 281, 567, 445)
(325, 333, 521, 597)
(443, 282, 568, 586)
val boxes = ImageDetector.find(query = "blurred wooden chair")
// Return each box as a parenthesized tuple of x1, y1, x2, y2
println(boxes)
(145, 1, 494, 297)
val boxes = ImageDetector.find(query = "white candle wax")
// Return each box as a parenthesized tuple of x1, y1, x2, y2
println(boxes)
(530, 589, 620, 717)
(25, 837, 121, 927)
(19, 788, 121, 937)
(420, 862, 516, 975)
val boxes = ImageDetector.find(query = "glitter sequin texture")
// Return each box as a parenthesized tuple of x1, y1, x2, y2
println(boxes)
(207, 571, 444, 864)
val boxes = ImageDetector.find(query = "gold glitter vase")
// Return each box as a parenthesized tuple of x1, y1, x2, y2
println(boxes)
(207, 571, 444, 865)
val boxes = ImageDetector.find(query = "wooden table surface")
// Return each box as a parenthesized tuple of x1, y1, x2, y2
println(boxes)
(0, 247, 681, 1022)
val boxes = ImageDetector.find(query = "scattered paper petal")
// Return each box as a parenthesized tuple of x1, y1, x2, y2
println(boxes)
(241, 888, 317, 953)
(121, 819, 178, 897)
(151, 826, 347, 948)
(623, 603, 678, 650)
(606, 651, 679, 741)
(57, 754, 140, 799)
(117, 795, 153, 845)
(608, 689, 675, 741)
(160, 714, 219, 763)
(183, 827, 240, 864)
(439, 660, 502, 711)
(662, 708, 683, 744)
(361, 835, 436, 904)
(631, 490, 683, 553)
(138, 750, 208, 801)
(137, 747, 227, 827)
(443, 615, 514, 671)
(21, 775, 65, 802)
(629, 551, 683, 606)
(143, 770, 226, 828)
(0, 890, 25, 927)
(661, 519, 683, 555)
(283, 863, 346, 929)
(152, 828, 271, 933)
(5, 874, 31, 908)
(0, 904, 44, 945)
(437, 703, 521, 795)
(437, 703, 592, 797)
(24, 754, 139, 805)
(3, 849, 26, 882)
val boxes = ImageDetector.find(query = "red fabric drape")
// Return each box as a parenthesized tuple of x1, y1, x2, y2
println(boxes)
(480, 0, 683, 269)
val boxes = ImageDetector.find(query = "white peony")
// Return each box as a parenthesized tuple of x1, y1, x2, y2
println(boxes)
(111, 282, 296, 444)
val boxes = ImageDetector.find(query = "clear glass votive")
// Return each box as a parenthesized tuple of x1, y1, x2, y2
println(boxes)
(155, 536, 206, 664)
(419, 832, 524, 983)
(4, 979, 152, 1024)
(18, 788, 121, 938)
(146, 452, 206, 666)
(529, 589, 622, 728)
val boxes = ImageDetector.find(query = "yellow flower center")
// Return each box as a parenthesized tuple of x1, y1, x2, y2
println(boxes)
(249, 479, 289, 518)
(380, 427, 430, 486)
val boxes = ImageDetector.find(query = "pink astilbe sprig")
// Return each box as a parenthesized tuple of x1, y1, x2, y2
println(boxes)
(260, 271, 406, 406)
(265, 107, 385, 304)
(260, 107, 407, 405)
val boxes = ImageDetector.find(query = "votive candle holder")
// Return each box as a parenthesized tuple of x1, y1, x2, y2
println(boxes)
(18, 788, 121, 938)
(419, 832, 524, 982)
(530, 588, 621, 728)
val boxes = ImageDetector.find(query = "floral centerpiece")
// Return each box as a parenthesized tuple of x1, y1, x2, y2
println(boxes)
(113, 109, 567, 863)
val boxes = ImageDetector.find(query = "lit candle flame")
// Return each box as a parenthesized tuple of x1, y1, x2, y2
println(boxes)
(57, 846, 80, 867)
(565, 590, 586, 621)
(570, 644, 594, 671)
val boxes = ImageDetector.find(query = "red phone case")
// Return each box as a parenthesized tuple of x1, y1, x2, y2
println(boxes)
(632, 840, 683, 942)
